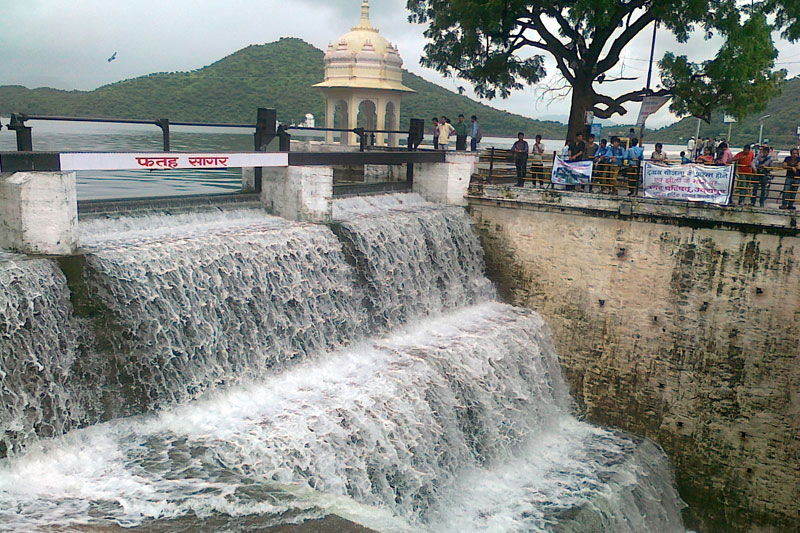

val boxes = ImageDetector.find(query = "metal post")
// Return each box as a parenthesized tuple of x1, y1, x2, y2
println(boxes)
(638, 21, 658, 141)
(254, 107, 277, 151)
(354, 128, 366, 152)
(488, 146, 495, 182)
(277, 124, 291, 152)
(155, 118, 170, 151)
(8, 114, 33, 151)
(253, 108, 277, 195)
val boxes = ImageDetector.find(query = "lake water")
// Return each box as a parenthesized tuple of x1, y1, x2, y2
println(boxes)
(0, 118, 695, 200)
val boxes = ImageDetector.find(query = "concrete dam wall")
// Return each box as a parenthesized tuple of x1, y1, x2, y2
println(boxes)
(469, 187, 800, 532)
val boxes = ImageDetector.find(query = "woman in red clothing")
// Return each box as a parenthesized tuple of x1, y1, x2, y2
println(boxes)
(695, 147, 715, 164)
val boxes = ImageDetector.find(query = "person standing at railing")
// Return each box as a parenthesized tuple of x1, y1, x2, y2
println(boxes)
(532, 134, 546, 187)
(432, 117, 440, 150)
(454, 114, 469, 151)
(696, 147, 715, 164)
(437, 116, 455, 150)
(715, 142, 733, 165)
(469, 115, 482, 152)
(751, 146, 774, 208)
(511, 132, 530, 187)
(624, 138, 644, 195)
(650, 143, 668, 163)
(780, 148, 800, 210)
(732, 144, 755, 205)
(687, 137, 697, 159)
(602, 136, 626, 194)
(594, 138, 609, 162)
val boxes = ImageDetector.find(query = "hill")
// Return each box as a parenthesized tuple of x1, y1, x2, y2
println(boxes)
(648, 76, 800, 148)
(0, 38, 566, 139)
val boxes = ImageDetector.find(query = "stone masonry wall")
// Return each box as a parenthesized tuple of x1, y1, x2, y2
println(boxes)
(469, 196, 799, 532)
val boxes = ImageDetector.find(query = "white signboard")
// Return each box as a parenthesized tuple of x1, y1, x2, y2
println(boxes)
(723, 114, 737, 124)
(636, 96, 670, 126)
(551, 156, 593, 185)
(58, 152, 289, 171)
(643, 162, 734, 204)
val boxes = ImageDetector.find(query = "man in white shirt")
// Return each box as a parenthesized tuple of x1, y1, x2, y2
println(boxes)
(437, 116, 455, 150)
(687, 137, 696, 158)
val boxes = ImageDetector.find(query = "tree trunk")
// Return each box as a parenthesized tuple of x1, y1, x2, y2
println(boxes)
(567, 84, 594, 142)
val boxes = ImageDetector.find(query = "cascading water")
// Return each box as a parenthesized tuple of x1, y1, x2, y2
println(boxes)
(0, 196, 686, 531)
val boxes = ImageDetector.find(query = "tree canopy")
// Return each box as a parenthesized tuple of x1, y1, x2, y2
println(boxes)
(407, 0, 799, 138)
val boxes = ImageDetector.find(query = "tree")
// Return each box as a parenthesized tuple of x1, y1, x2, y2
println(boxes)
(406, 0, 798, 139)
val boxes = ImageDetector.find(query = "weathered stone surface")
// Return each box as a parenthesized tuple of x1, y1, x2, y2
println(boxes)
(469, 192, 800, 533)
(0, 171, 78, 254)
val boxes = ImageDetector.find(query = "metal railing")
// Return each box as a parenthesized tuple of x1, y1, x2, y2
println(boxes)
(475, 148, 799, 209)
(3, 109, 425, 154)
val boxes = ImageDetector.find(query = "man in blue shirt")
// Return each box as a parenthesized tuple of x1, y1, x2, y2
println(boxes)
(624, 138, 645, 194)
(598, 137, 625, 194)
(469, 115, 482, 152)
(594, 139, 609, 161)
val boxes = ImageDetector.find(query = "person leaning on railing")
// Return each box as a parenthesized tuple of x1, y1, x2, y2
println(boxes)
(597, 136, 625, 194)
(650, 143, 668, 163)
(751, 145, 774, 208)
(511, 132, 530, 187)
(695, 147, 715, 164)
(624, 138, 644, 195)
(715, 142, 733, 165)
(781, 148, 800, 210)
(732, 144, 755, 205)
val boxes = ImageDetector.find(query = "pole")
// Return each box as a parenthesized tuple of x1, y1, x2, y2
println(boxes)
(759, 123, 764, 146)
(727, 122, 733, 143)
(694, 118, 701, 156)
(638, 21, 658, 140)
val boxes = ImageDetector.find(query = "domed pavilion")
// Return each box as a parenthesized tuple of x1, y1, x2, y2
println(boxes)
(314, 0, 414, 146)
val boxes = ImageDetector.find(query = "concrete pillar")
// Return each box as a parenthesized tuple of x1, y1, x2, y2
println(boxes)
(241, 168, 256, 192)
(375, 98, 386, 147)
(347, 97, 359, 146)
(325, 99, 335, 144)
(412, 152, 478, 206)
(0, 171, 78, 255)
(261, 166, 333, 223)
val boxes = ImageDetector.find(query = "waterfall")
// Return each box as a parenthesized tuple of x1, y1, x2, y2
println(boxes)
(0, 255, 91, 455)
(0, 195, 686, 531)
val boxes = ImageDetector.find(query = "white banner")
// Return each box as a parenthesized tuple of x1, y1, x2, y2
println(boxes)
(58, 152, 289, 171)
(551, 156, 593, 185)
(636, 96, 670, 126)
(643, 162, 734, 204)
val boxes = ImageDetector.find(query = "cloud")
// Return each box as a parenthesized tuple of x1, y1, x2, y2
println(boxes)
(1, 0, 796, 125)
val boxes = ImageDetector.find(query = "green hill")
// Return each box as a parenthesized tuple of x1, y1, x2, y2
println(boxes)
(0, 38, 566, 139)
(647, 76, 800, 148)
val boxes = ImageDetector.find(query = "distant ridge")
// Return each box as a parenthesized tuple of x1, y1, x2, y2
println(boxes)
(0, 38, 567, 139)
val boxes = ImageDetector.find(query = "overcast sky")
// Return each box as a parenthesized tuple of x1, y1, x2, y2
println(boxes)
(2, 0, 799, 127)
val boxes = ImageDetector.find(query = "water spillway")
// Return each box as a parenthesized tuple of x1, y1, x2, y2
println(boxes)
(0, 195, 685, 531)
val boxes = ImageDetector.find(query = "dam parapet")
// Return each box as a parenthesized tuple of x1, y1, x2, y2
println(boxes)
(468, 185, 800, 531)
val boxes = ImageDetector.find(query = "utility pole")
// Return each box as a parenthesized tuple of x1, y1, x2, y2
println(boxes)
(638, 21, 658, 141)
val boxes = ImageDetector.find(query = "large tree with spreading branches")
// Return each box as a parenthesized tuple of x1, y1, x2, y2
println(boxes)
(407, 0, 799, 139)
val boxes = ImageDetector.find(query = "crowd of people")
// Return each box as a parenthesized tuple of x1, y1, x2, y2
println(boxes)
(432, 115, 482, 152)
(427, 117, 799, 209)
(505, 130, 800, 208)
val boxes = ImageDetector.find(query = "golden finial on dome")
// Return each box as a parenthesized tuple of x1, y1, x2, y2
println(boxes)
(355, 0, 372, 29)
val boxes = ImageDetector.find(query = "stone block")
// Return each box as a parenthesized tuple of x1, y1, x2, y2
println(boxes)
(413, 152, 477, 205)
(0, 172, 78, 255)
(261, 166, 333, 223)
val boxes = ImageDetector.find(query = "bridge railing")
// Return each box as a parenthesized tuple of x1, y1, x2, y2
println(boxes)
(475, 148, 798, 210)
(2, 109, 426, 154)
